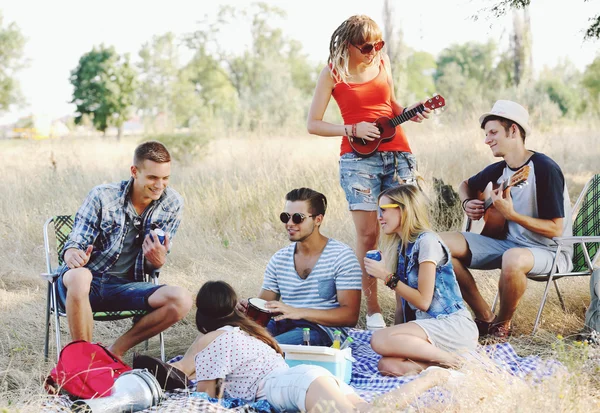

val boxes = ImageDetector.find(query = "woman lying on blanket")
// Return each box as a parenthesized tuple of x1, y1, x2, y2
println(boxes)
(169, 280, 452, 412)
(364, 184, 479, 376)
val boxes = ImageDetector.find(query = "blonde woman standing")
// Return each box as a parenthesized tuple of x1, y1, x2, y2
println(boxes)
(364, 185, 478, 376)
(307, 15, 430, 330)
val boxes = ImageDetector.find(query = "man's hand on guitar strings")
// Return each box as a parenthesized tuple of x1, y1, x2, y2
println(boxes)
(464, 199, 485, 220)
(491, 186, 515, 220)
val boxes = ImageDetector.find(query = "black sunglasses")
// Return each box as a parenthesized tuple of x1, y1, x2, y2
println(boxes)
(352, 40, 385, 55)
(280, 212, 314, 224)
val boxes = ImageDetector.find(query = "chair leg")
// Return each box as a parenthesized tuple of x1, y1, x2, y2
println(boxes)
(159, 331, 165, 362)
(533, 278, 554, 335)
(51, 286, 62, 363)
(554, 280, 567, 312)
(44, 285, 52, 362)
(491, 291, 499, 313)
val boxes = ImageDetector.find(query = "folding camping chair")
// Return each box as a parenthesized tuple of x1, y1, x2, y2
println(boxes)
(492, 174, 600, 334)
(42, 215, 165, 362)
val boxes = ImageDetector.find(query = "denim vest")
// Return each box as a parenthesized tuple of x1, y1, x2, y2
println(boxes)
(397, 232, 466, 319)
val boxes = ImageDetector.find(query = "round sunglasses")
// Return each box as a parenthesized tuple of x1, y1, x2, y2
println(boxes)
(280, 212, 314, 224)
(352, 40, 385, 55)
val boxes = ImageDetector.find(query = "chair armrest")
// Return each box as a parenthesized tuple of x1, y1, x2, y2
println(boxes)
(40, 272, 58, 282)
(552, 236, 600, 246)
(148, 269, 160, 280)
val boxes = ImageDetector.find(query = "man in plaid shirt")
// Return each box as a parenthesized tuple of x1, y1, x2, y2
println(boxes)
(56, 141, 192, 359)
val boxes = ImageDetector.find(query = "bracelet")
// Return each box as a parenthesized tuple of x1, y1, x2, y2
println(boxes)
(461, 198, 473, 212)
(385, 273, 400, 290)
(352, 123, 357, 138)
(344, 125, 349, 137)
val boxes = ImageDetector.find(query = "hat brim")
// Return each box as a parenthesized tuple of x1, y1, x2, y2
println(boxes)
(478, 112, 531, 136)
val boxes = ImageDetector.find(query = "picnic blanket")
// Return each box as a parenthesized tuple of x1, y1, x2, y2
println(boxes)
(41, 329, 564, 412)
(347, 329, 564, 402)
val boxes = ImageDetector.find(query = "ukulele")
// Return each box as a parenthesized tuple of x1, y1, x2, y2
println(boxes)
(349, 95, 446, 157)
(463, 165, 530, 239)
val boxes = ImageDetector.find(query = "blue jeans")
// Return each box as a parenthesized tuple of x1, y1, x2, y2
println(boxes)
(57, 270, 163, 313)
(266, 319, 332, 346)
(339, 151, 417, 211)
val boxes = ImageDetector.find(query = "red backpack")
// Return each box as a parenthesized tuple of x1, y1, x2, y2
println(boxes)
(45, 340, 132, 399)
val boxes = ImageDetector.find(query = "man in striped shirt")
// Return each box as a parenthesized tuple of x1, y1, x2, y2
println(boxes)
(239, 188, 363, 345)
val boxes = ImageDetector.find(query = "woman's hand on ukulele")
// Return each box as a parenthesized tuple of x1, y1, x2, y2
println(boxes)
(464, 199, 485, 221)
(353, 121, 380, 141)
(407, 101, 432, 123)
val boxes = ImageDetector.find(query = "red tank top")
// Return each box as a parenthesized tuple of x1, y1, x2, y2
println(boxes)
(331, 62, 411, 156)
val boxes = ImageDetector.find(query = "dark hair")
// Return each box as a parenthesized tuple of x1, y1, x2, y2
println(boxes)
(195, 281, 283, 355)
(133, 141, 171, 167)
(480, 115, 526, 141)
(285, 188, 327, 217)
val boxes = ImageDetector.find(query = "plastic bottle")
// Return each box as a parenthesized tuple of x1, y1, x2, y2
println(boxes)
(339, 336, 354, 350)
(302, 328, 311, 346)
(332, 330, 342, 349)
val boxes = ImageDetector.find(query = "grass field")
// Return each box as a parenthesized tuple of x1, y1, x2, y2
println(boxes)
(1, 118, 599, 411)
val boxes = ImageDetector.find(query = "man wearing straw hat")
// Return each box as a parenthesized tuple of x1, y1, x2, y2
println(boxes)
(441, 100, 573, 340)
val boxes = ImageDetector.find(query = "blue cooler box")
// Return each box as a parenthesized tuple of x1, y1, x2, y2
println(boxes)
(279, 344, 355, 384)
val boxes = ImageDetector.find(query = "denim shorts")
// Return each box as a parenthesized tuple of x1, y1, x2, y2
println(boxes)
(266, 319, 332, 346)
(462, 232, 573, 275)
(339, 151, 417, 211)
(56, 270, 164, 313)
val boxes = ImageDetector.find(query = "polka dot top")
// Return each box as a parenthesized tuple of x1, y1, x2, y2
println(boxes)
(194, 326, 288, 401)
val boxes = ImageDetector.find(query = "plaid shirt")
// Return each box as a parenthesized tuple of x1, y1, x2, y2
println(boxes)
(59, 178, 184, 281)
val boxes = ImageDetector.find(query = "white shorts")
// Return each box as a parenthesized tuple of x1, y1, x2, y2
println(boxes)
(260, 364, 354, 411)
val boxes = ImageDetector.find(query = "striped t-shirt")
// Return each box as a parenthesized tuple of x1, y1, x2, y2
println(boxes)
(261, 238, 362, 340)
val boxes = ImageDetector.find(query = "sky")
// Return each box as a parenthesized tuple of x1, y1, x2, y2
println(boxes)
(0, 0, 598, 125)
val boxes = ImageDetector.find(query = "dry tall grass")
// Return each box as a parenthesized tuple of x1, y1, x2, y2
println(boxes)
(1, 118, 599, 411)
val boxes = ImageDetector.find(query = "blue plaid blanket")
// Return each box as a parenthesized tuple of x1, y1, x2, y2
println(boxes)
(170, 328, 564, 410)
(347, 329, 563, 402)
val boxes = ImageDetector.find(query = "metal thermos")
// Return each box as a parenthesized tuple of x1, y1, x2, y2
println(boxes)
(71, 369, 164, 413)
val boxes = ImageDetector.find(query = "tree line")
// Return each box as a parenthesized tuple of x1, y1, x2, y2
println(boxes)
(1, 3, 599, 138)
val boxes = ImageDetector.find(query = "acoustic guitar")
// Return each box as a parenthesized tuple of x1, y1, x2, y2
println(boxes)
(349, 95, 446, 157)
(463, 165, 530, 239)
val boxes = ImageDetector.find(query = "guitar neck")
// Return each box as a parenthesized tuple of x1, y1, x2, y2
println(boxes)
(389, 104, 425, 127)
(483, 180, 513, 210)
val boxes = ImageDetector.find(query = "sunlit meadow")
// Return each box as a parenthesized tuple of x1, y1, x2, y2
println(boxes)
(1, 116, 599, 411)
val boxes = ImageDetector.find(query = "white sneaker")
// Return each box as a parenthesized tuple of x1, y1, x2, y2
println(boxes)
(366, 313, 386, 330)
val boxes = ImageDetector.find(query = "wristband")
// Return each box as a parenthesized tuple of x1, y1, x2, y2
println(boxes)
(462, 198, 473, 212)
(352, 123, 357, 138)
(385, 274, 400, 290)
(344, 125, 349, 137)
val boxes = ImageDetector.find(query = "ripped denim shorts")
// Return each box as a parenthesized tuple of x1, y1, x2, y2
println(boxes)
(339, 151, 417, 211)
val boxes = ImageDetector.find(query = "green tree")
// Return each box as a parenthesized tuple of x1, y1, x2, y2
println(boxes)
(535, 59, 583, 116)
(405, 51, 437, 101)
(0, 12, 26, 114)
(582, 56, 600, 113)
(70, 45, 137, 139)
(183, 3, 315, 132)
(137, 33, 179, 130)
(434, 41, 503, 111)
